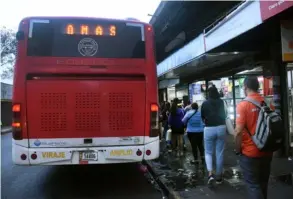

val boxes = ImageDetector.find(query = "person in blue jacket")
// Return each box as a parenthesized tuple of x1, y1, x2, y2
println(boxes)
(168, 98, 185, 156)
(182, 102, 205, 164)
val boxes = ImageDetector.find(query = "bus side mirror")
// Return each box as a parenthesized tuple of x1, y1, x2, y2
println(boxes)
(16, 31, 25, 41)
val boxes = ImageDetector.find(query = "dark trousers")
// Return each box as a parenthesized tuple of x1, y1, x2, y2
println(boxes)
(163, 121, 168, 138)
(240, 155, 272, 199)
(187, 133, 204, 160)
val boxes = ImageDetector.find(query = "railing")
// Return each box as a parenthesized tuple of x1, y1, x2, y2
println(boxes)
(203, 0, 247, 35)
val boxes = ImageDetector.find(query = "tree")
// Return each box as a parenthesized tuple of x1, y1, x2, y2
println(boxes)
(1, 26, 17, 79)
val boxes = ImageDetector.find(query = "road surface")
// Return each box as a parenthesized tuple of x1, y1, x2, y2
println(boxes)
(1, 133, 162, 199)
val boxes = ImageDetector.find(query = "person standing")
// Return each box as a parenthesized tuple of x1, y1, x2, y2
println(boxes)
(160, 102, 171, 140)
(168, 98, 185, 156)
(201, 86, 227, 185)
(234, 76, 273, 199)
(182, 102, 205, 164)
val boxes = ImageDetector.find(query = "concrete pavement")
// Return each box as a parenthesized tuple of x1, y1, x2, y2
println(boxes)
(1, 133, 162, 199)
(146, 135, 293, 199)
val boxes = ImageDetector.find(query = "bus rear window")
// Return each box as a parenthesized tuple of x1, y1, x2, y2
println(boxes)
(27, 19, 145, 58)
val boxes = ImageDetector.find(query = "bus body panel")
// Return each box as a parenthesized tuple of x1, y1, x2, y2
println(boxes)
(13, 137, 159, 165)
(12, 16, 159, 165)
(26, 79, 146, 144)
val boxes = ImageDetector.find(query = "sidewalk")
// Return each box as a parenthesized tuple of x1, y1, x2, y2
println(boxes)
(146, 135, 293, 199)
(1, 126, 12, 134)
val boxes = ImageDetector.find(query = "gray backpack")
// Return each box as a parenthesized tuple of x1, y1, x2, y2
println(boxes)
(243, 97, 283, 152)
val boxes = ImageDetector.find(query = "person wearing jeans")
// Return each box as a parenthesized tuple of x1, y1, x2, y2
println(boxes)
(234, 76, 273, 199)
(182, 102, 205, 164)
(201, 86, 227, 185)
(203, 125, 226, 182)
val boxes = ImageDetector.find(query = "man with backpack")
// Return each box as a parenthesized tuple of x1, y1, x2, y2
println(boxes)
(234, 76, 283, 199)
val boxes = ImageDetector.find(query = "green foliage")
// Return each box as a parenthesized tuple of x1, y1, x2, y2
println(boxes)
(1, 26, 17, 79)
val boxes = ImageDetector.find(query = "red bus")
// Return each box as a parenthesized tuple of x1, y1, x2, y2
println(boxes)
(12, 16, 159, 165)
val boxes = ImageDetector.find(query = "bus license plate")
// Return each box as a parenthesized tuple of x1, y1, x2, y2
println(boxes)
(81, 151, 98, 161)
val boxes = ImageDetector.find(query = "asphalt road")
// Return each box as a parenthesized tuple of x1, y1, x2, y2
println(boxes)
(1, 133, 162, 199)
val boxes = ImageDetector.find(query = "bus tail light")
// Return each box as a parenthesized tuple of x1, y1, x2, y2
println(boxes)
(20, 154, 27, 160)
(12, 103, 23, 140)
(146, 150, 151, 156)
(31, 153, 37, 160)
(150, 103, 159, 137)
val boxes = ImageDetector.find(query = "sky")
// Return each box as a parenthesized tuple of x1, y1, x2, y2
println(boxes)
(0, 0, 161, 84)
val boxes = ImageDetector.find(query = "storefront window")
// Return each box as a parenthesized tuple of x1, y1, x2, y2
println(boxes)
(287, 64, 293, 147)
(176, 89, 188, 100)
(188, 81, 206, 106)
(167, 87, 176, 101)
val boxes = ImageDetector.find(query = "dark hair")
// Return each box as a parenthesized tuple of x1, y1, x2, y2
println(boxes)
(208, 86, 220, 99)
(244, 76, 259, 92)
(191, 102, 198, 110)
(170, 101, 178, 116)
(165, 102, 171, 109)
(173, 98, 179, 104)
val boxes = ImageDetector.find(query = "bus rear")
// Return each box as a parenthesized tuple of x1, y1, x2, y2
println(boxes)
(12, 16, 159, 165)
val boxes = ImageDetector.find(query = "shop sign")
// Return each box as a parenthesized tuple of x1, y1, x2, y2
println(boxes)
(260, 0, 293, 21)
(281, 20, 293, 62)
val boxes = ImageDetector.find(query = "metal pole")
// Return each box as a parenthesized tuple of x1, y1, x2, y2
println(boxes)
(278, 63, 290, 157)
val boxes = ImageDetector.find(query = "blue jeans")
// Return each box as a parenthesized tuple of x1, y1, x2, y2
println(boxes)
(204, 125, 226, 176)
(240, 155, 272, 199)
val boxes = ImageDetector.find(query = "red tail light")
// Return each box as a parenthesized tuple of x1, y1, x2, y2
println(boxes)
(12, 103, 23, 140)
(150, 103, 159, 137)
(31, 153, 37, 160)
(20, 154, 27, 160)
(146, 150, 151, 156)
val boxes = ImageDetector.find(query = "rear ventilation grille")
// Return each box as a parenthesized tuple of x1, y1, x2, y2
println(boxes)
(75, 92, 101, 131)
(109, 93, 133, 131)
(75, 92, 100, 109)
(75, 112, 101, 131)
(40, 93, 67, 132)
(41, 93, 67, 109)
(40, 112, 67, 132)
(109, 92, 133, 109)
(109, 111, 133, 131)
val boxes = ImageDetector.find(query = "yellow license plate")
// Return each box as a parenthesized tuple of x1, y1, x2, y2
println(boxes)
(110, 149, 133, 156)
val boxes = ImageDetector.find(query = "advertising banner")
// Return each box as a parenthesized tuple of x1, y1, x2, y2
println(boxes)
(260, 0, 293, 21)
(281, 20, 293, 62)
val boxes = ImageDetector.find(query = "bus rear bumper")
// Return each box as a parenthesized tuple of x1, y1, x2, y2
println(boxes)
(12, 139, 159, 165)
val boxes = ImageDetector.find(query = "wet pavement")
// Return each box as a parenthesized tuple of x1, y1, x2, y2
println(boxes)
(1, 133, 162, 199)
(147, 135, 293, 199)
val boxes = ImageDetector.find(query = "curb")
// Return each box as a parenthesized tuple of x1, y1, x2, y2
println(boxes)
(143, 160, 182, 199)
(1, 127, 12, 135)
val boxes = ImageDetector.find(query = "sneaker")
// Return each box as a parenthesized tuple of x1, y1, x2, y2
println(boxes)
(207, 175, 215, 185)
(180, 151, 184, 156)
(216, 178, 223, 184)
(216, 175, 223, 184)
